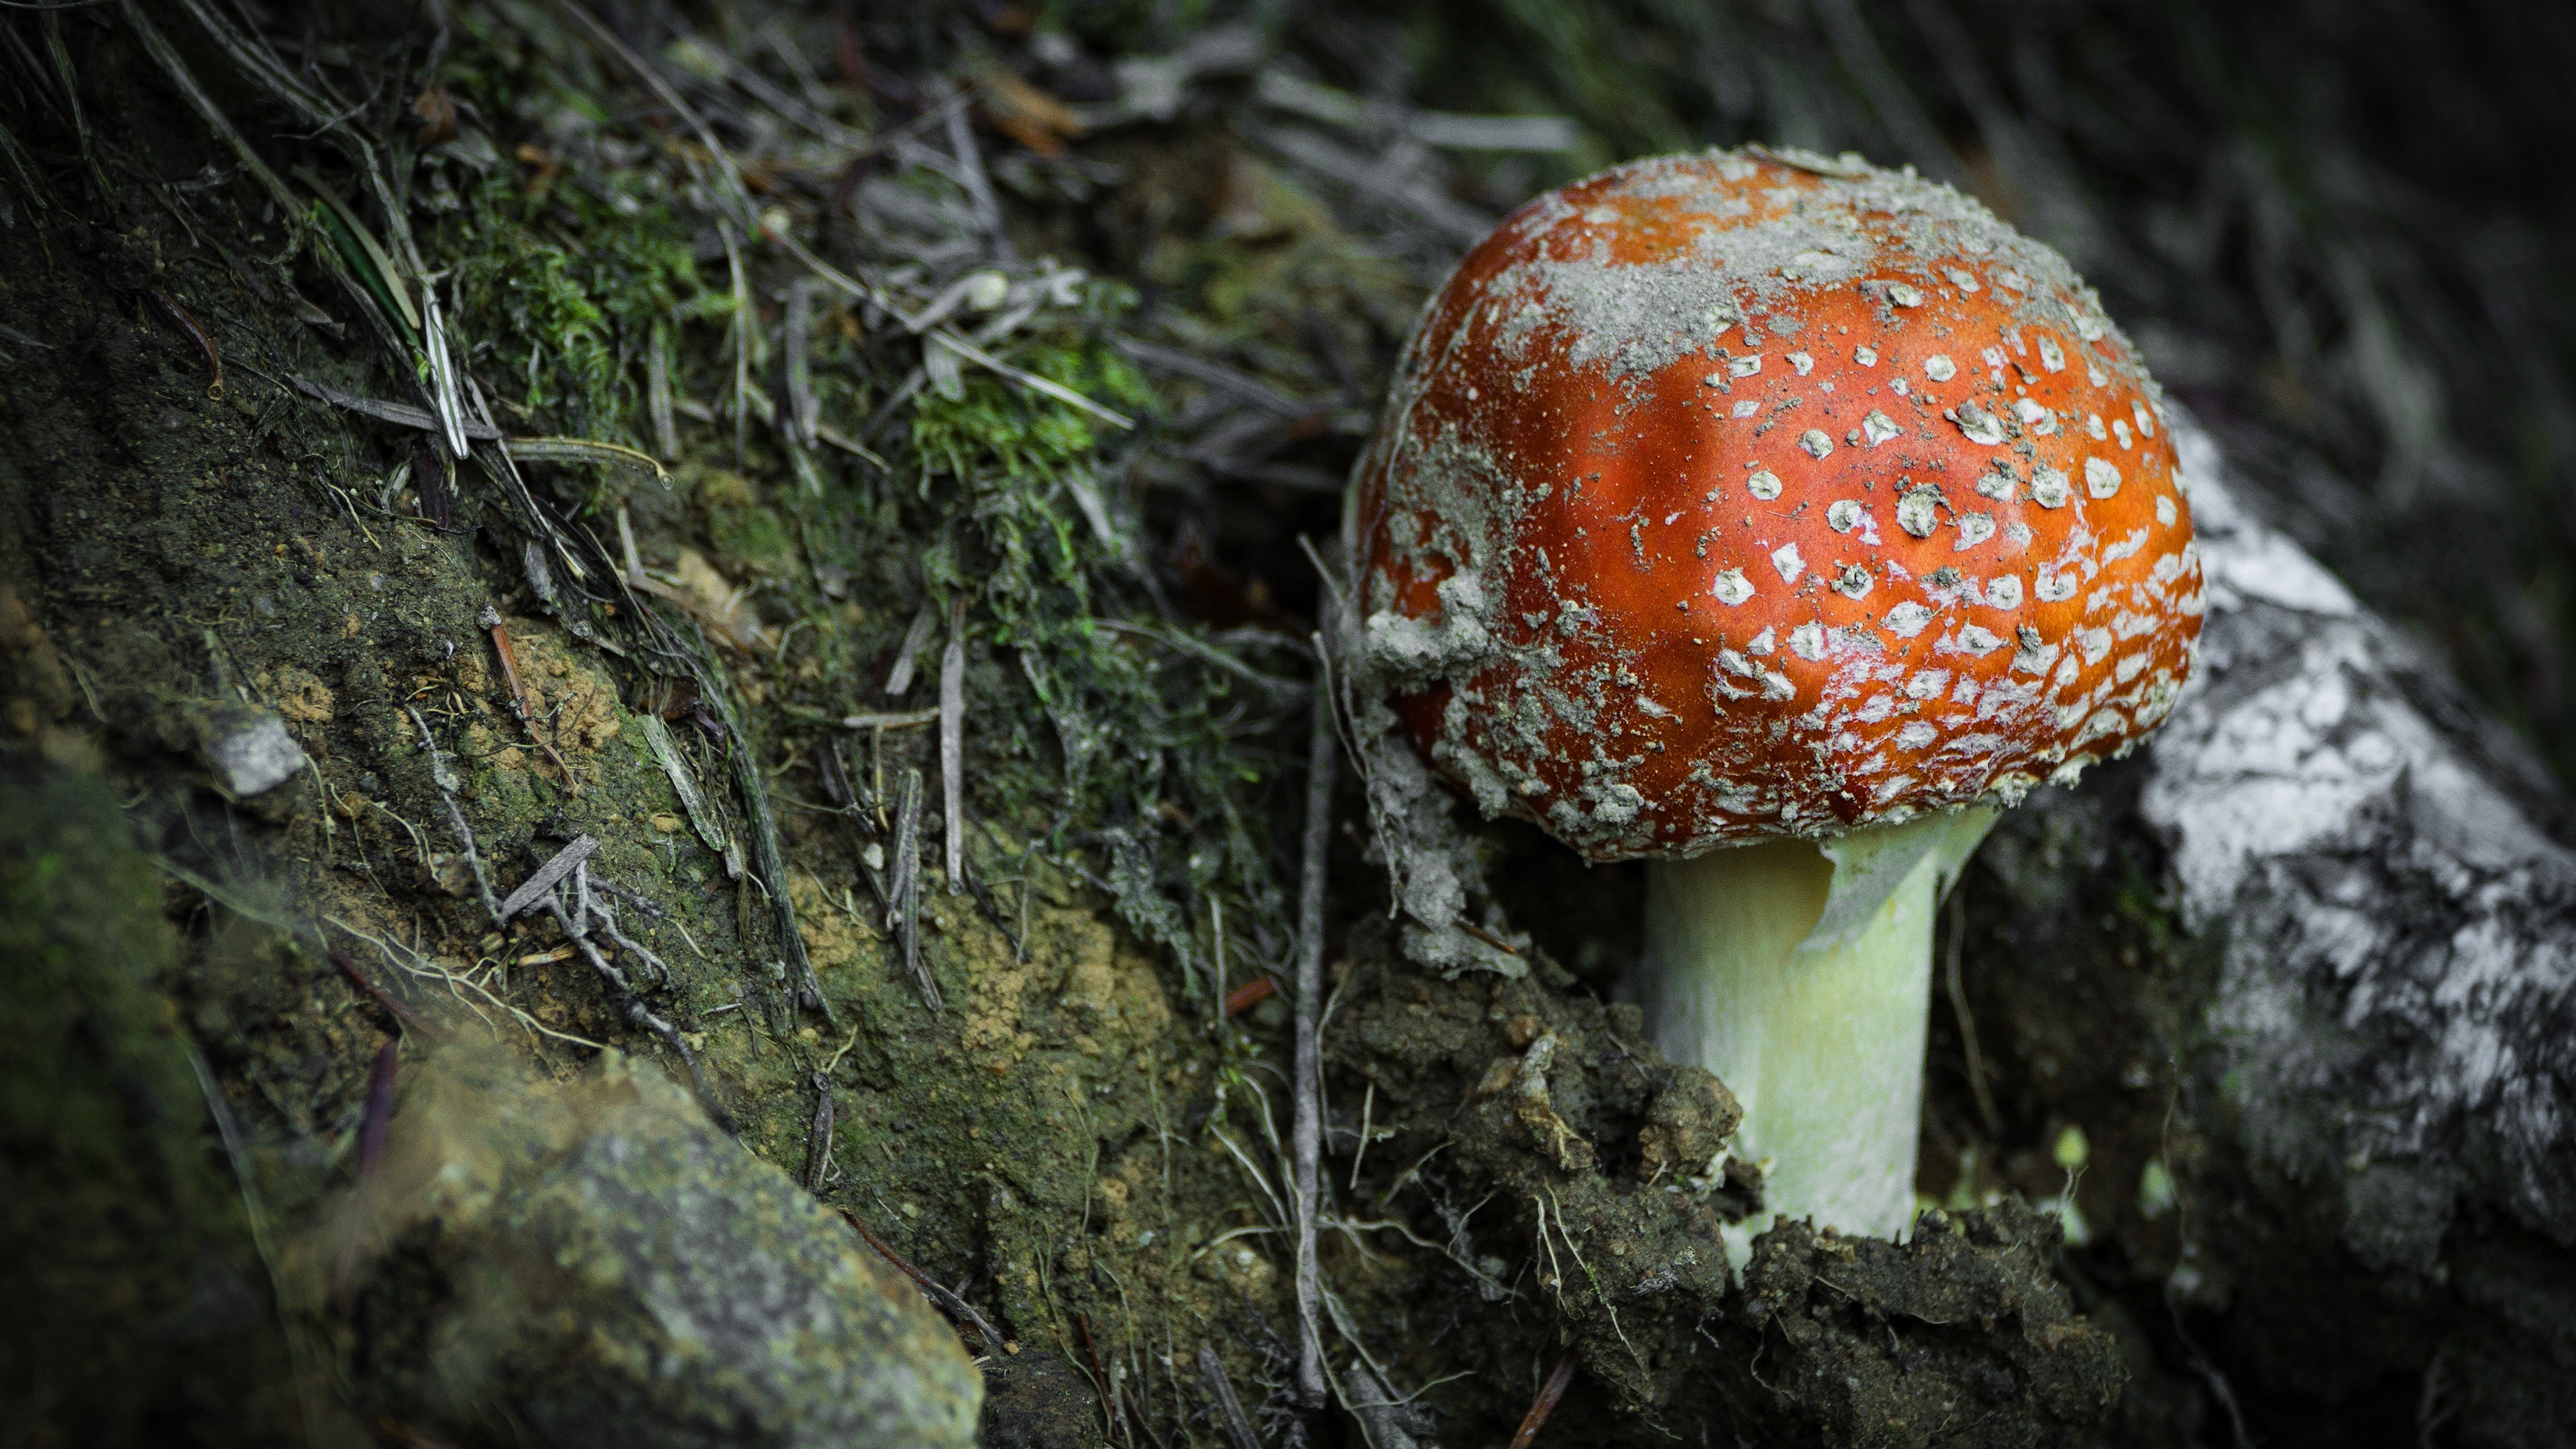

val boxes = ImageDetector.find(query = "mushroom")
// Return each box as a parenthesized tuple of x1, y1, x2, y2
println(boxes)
(1350, 148, 2202, 1238)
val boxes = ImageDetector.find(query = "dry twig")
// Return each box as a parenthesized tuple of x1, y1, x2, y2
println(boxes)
(1291, 622, 1338, 1409)
(1505, 1352, 1579, 1449)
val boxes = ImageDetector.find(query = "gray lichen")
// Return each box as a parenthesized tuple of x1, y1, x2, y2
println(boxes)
(2145, 415, 2576, 1258)
(309, 1042, 984, 1449)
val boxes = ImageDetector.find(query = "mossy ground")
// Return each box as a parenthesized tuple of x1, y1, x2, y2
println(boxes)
(0, 9, 1419, 1442)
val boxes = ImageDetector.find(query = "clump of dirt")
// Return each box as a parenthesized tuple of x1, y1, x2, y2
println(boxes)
(1324, 908, 2125, 1444)
(1733, 1209, 2125, 1444)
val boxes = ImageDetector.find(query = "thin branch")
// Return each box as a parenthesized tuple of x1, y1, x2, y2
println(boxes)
(403, 705, 502, 922)
(843, 1209, 1007, 1348)
(1506, 1351, 1579, 1449)
(1291, 612, 1339, 1410)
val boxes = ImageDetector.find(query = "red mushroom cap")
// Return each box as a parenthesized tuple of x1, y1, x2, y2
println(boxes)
(1352, 148, 2203, 863)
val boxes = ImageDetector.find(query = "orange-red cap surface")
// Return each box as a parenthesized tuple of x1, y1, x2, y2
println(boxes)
(1351, 148, 2202, 862)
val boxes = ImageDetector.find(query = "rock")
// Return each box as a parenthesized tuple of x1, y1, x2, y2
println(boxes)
(1637, 1062, 1740, 1184)
(195, 703, 308, 797)
(315, 1042, 981, 1448)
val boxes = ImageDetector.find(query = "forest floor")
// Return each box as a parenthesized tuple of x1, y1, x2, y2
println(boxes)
(4, 3, 2565, 1448)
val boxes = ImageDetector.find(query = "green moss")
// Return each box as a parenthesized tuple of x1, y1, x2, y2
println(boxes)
(441, 181, 698, 443)
(424, 15, 704, 455)
(710, 504, 798, 574)
(874, 307, 1295, 984)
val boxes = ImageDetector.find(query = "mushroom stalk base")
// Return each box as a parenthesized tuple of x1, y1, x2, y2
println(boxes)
(1636, 814, 1989, 1240)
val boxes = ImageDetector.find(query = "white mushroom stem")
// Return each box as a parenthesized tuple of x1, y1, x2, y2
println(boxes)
(1633, 808, 1995, 1240)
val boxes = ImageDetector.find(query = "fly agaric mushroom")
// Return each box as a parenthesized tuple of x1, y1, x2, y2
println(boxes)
(1350, 147, 2202, 1238)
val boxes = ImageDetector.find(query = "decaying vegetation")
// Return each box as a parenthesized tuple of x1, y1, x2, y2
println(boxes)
(4, 2, 2571, 1447)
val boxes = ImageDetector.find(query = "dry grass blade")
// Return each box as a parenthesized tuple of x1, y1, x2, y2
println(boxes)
(115, 2, 298, 221)
(496, 835, 600, 923)
(689, 659, 829, 1024)
(1196, 1345, 1263, 1449)
(938, 600, 966, 894)
(420, 289, 471, 458)
(784, 277, 818, 447)
(292, 167, 418, 333)
(171, 0, 352, 142)
(502, 437, 670, 482)
(544, 0, 757, 225)
(286, 375, 500, 439)
(890, 766, 940, 1012)
(182, 1045, 327, 1448)
(841, 708, 939, 730)
(647, 315, 680, 460)
(635, 714, 740, 876)
(883, 605, 936, 697)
